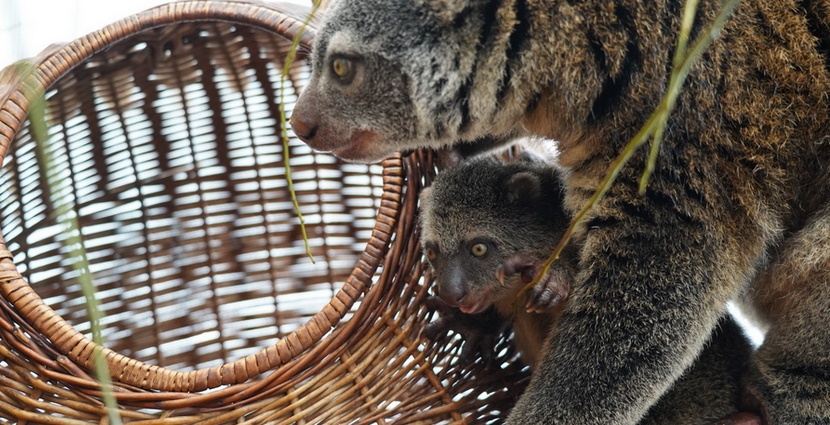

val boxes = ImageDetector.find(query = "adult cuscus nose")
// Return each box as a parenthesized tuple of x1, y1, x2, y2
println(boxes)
(289, 112, 317, 142)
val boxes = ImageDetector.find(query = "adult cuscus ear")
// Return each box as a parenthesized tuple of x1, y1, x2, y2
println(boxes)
(413, 0, 471, 24)
(506, 172, 542, 204)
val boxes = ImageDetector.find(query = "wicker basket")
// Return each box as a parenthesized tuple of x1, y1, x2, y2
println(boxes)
(0, 2, 529, 423)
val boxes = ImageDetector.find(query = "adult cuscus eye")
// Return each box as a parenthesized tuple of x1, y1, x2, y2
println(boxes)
(331, 57, 355, 82)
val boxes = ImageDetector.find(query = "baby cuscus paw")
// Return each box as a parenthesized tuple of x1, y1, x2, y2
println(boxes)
(496, 252, 571, 314)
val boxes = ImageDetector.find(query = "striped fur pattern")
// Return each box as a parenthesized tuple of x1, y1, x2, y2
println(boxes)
(292, 1, 830, 423)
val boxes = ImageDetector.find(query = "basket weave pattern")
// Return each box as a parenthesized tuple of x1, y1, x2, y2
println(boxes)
(0, 2, 529, 423)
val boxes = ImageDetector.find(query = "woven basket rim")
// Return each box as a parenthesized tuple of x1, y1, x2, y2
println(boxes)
(0, 0, 402, 394)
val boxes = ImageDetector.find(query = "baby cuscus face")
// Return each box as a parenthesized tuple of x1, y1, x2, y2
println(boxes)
(419, 157, 568, 314)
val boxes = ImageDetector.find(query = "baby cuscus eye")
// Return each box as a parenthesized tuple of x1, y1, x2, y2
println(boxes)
(471, 242, 488, 257)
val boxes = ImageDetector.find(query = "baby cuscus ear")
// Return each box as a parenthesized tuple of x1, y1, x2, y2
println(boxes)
(506, 172, 542, 204)
(419, 186, 434, 212)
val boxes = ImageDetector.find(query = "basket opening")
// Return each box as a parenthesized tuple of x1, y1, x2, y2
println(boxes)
(0, 21, 385, 372)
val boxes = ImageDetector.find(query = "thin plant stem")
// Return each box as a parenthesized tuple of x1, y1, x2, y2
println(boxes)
(519, 0, 744, 301)
(25, 64, 123, 425)
(279, 0, 323, 263)
(639, 0, 699, 193)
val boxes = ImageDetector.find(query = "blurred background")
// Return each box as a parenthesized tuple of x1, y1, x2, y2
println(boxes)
(0, 0, 311, 66)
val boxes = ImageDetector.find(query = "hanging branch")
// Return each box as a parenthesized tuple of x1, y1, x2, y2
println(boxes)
(279, 0, 324, 263)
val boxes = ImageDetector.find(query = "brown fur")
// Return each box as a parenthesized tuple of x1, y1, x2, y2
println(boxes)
(294, 0, 830, 423)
